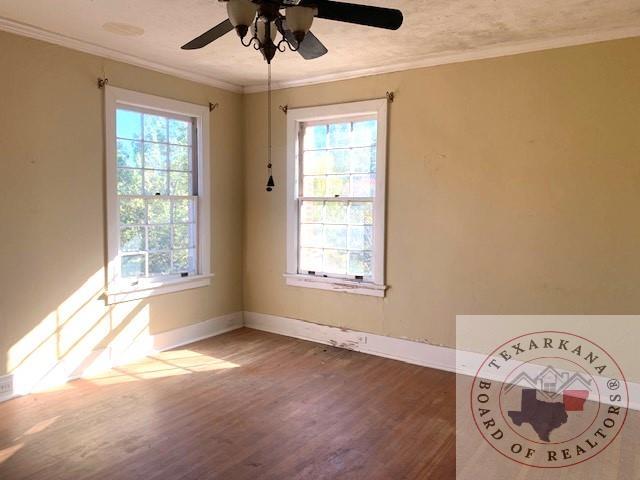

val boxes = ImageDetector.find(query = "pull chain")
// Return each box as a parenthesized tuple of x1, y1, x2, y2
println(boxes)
(266, 62, 275, 192)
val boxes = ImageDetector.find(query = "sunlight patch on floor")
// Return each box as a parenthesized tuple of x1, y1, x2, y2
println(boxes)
(22, 416, 60, 436)
(85, 349, 239, 386)
(0, 443, 23, 465)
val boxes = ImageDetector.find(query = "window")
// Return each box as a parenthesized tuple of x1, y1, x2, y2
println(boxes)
(105, 87, 211, 303)
(285, 99, 388, 297)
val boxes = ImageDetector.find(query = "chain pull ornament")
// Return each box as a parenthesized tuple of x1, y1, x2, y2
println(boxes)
(266, 62, 275, 192)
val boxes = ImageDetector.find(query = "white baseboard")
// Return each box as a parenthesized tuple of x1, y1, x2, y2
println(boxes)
(244, 311, 457, 371)
(3, 312, 243, 402)
(151, 312, 244, 352)
(6, 309, 638, 413)
(88, 311, 245, 372)
(244, 311, 640, 411)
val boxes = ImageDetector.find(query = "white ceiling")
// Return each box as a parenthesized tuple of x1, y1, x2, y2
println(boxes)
(1, 0, 640, 91)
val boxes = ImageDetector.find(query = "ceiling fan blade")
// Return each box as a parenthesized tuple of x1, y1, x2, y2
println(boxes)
(181, 19, 234, 50)
(295, 31, 328, 60)
(277, 17, 328, 60)
(303, 0, 403, 30)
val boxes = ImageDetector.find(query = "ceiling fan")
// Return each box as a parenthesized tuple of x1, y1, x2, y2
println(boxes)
(181, 0, 404, 63)
(182, 1, 402, 192)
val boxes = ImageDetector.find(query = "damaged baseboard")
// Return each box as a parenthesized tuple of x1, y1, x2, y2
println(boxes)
(244, 311, 640, 411)
(244, 311, 457, 372)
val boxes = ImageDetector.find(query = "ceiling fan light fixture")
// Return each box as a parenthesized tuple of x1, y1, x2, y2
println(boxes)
(227, 0, 258, 37)
(182, 1, 404, 192)
(183, 1, 403, 55)
(286, 6, 316, 43)
(235, 24, 249, 39)
(252, 18, 277, 45)
(252, 17, 278, 62)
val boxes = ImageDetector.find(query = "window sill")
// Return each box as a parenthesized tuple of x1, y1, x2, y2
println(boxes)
(107, 274, 214, 304)
(284, 274, 387, 297)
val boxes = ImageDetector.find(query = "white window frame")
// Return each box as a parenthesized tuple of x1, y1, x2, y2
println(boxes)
(105, 86, 212, 304)
(285, 99, 388, 297)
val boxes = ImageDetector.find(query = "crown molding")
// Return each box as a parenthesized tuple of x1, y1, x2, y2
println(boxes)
(2, 15, 639, 96)
(243, 25, 640, 94)
(0, 16, 243, 93)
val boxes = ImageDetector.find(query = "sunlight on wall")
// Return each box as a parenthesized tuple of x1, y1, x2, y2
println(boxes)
(6, 269, 239, 396)
(80, 302, 152, 378)
(3, 266, 240, 470)
(6, 269, 153, 395)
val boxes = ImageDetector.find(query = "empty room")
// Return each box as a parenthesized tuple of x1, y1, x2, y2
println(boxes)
(1, 0, 639, 478)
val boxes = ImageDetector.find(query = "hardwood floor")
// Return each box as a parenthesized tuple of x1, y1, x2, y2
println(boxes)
(0, 328, 456, 479)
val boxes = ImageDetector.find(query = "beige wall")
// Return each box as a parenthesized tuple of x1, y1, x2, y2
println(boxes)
(0, 31, 244, 377)
(1, 29, 639, 381)
(243, 37, 640, 348)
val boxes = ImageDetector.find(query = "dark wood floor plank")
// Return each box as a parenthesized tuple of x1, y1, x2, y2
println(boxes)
(0, 328, 456, 479)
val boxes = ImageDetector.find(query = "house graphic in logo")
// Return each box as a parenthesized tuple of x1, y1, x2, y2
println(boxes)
(504, 366, 593, 400)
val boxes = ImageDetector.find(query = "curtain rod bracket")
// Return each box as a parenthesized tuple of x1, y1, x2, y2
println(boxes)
(386, 91, 395, 103)
(209, 102, 219, 112)
(97, 77, 109, 89)
(279, 105, 288, 115)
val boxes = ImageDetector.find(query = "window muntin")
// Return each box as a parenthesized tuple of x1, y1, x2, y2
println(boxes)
(115, 107, 198, 281)
(297, 117, 378, 280)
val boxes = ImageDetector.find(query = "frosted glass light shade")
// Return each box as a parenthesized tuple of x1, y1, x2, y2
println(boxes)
(227, 0, 257, 27)
(286, 6, 315, 39)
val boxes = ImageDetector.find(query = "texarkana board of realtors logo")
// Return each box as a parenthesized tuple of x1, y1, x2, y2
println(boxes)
(470, 331, 628, 468)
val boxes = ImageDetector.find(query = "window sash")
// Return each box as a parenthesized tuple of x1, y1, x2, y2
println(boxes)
(297, 120, 377, 199)
(117, 195, 198, 278)
(300, 113, 376, 128)
(299, 196, 373, 202)
(296, 115, 378, 281)
(118, 194, 198, 246)
(105, 86, 211, 303)
(115, 105, 198, 283)
(115, 103, 195, 129)
(106, 87, 211, 293)
(116, 105, 198, 195)
(296, 196, 374, 280)
(286, 98, 387, 291)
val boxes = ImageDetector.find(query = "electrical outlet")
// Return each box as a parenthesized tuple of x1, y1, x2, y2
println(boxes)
(0, 375, 13, 398)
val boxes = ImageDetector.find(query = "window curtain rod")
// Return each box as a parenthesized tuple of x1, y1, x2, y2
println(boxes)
(97, 77, 219, 111)
(279, 91, 395, 115)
